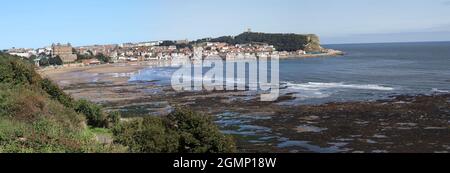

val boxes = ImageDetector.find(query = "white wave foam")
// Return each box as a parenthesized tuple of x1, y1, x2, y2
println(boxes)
(285, 82, 395, 91)
(432, 88, 449, 93)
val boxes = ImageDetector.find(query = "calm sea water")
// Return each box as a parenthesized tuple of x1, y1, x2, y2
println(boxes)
(130, 42, 450, 104)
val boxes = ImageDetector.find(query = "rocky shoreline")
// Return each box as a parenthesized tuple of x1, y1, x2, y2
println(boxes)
(41, 64, 450, 153)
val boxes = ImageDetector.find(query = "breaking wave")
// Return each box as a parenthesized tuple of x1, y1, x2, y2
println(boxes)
(277, 82, 395, 101)
(432, 88, 449, 93)
(284, 82, 395, 91)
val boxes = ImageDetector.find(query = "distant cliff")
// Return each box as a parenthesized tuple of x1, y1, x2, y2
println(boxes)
(193, 32, 324, 52)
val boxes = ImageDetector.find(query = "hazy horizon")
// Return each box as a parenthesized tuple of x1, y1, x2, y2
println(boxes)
(2, 0, 450, 49)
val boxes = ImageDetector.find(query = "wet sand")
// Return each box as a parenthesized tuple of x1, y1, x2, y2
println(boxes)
(41, 63, 450, 153)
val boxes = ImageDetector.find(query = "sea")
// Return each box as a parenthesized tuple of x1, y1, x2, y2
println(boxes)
(129, 42, 450, 105)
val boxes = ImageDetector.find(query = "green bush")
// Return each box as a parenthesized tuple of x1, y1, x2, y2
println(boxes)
(74, 100, 108, 128)
(0, 117, 123, 153)
(95, 53, 112, 63)
(107, 111, 121, 127)
(40, 78, 74, 108)
(0, 55, 127, 153)
(0, 87, 121, 153)
(113, 108, 236, 153)
(0, 55, 41, 86)
(1, 53, 235, 153)
(49, 56, 63, 66)
(0, 118, 26, 147)
(113, 117, 179, 153)
(166, 108, 236, 153)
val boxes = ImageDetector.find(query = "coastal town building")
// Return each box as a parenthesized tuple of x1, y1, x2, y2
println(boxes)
(175, 39, 189, 45)
(5, 47, 36, 58)
(77, 44, 119, 58)
(6, 35, 341, 68)
(82, 59, 101, 66)
(52, 43, 77, 63)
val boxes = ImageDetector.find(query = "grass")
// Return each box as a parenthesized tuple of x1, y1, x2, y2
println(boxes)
(0, 53, 125, 153)
(88, 127, 112, 135)
(0, 52, 235, 153)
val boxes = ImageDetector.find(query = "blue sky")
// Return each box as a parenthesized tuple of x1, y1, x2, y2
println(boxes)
(1, 0, 450, 49)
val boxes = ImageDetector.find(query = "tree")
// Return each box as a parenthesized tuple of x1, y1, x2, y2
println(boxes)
(48, 56, 63, 66)
(176, 43, 193, 50)
(39, 57, 50, 67)
(27, 55, 38, 64)
(76, 53, 90, 62)
(95, 53, 111, 63)
(160, 40, 176, 46)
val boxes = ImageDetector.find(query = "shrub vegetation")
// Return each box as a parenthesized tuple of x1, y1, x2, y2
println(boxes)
(113, 108, 236, 153)
(0, 52, 235, 153)
(0, 53, 121, 152)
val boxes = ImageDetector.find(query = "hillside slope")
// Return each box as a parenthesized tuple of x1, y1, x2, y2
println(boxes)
(0, 53, 120, 152)
(0, 53, 235, 153)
